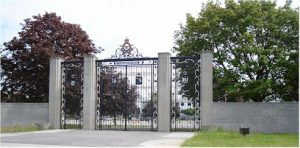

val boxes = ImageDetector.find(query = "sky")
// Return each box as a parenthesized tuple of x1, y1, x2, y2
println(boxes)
(0, 0, 299, 59)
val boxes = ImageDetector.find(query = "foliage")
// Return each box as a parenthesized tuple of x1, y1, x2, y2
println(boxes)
(1, 12, 100, 102)
(174, 60, 200, 102)
(172, 103, 180, 118)
(142, 100, 157, 118)
(174, 0, 298, 102)
(62, 64, 83, 118)
(181, 108, 195, 116)
(99, 68, 138, 117)
(181, 129, 299, 147)
(63, 124, 81, 129)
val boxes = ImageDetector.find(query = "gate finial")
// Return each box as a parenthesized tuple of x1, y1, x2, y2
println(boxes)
(112, 37, 142, 59)
(124, 37, 129, 43)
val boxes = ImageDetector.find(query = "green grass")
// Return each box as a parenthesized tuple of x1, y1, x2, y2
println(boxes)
(0, 124, 41, 133)
(63, 124, 82, 129)
(182, 129, 299, 147)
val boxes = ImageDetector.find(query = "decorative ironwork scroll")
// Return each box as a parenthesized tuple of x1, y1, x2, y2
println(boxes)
(170, 56, 200, 131)
(61, 61, 83, 129)
(111, 38, 142, 59)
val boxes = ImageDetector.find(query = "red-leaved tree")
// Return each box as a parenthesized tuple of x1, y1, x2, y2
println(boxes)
(1, 12, 101, 102)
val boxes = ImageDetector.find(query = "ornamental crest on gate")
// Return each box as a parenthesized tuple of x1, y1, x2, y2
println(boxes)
(111, 37, 142, 58)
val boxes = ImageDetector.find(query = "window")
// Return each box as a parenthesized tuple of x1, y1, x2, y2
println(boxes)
(181, 103, 184, 106)
(187, 103, 191, 106)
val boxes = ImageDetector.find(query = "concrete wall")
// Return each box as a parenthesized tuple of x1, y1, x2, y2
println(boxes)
(1, 103, 49, 127)
(205, 102, 299, 133)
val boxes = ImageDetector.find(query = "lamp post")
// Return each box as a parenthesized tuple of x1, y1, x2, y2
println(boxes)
(182, 71, 188, 84)
(136, 73, 142, 85)
(111, 76, 117, 85)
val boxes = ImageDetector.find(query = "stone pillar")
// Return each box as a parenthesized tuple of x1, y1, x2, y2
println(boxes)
(49, 57, 63, 129)
(200, 51, 213, 128)
(157, 52, 171, 132)
(83, 55, 97, 130)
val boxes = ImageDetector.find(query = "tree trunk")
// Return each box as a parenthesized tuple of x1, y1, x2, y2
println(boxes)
(114, 112, 116, 126)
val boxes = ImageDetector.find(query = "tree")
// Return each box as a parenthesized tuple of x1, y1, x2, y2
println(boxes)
(171, 103, 181, 118)
(1, 12, 100, 102)
(99, 67, 138, 124)
(181, 108, 195, 116)
(142, 100, 157, 118)
(174, 0, 298, 102)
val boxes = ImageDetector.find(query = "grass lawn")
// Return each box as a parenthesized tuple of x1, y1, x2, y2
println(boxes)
(182, 129, 299, 147)
(0, 125, 41, 133)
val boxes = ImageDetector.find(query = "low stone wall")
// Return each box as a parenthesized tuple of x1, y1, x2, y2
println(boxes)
(1, 103, 49, 127)
(1, 101, 298, 133)
(205, 102, 298, 133)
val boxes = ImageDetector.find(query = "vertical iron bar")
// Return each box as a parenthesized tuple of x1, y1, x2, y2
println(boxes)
(193, 61, 197, 131)
(73, 67, 75, 128)
(198, 59, 201, 130)
(125, 65, 128, 131)
(62, 64, 65, 129)
(174, 64, 177, 131)
(151, 62, 154, 131)
(140, 64, 142, 131)
(170, 62, 173, 132)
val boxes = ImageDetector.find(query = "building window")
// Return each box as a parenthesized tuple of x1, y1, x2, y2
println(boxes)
(187, 103, 191, 106)
(181, 103, 184, 106)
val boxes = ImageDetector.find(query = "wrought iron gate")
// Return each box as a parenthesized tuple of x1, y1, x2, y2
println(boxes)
(61, 61, 83, 129)
(58, 38, 202, 132)
(96, 58, 158, 131)
(170, 56, 201, 131)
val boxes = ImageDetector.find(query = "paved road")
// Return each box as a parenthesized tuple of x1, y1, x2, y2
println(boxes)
(0, 130, 195, 147)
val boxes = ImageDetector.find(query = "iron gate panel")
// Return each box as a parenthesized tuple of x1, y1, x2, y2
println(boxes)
(96, 58, 158, 131)
(61, 61, 83, 129)
(170, 56, 201, 132)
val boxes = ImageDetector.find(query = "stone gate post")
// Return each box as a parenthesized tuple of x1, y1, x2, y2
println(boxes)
(49, 57, 63, 129)
(83, 55, 97, 130)
(200, 51, 213, 128)
(157, 52, 171, 132)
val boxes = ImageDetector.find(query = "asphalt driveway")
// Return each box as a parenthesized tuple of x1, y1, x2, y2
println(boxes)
(0, 130, 195, 147)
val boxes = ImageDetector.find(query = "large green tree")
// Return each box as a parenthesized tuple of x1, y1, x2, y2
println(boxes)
(1, 12, 101, 102)
(174, 0, 298, 102)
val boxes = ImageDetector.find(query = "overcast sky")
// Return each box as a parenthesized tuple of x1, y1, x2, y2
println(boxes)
(0, 0, 299, 59)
